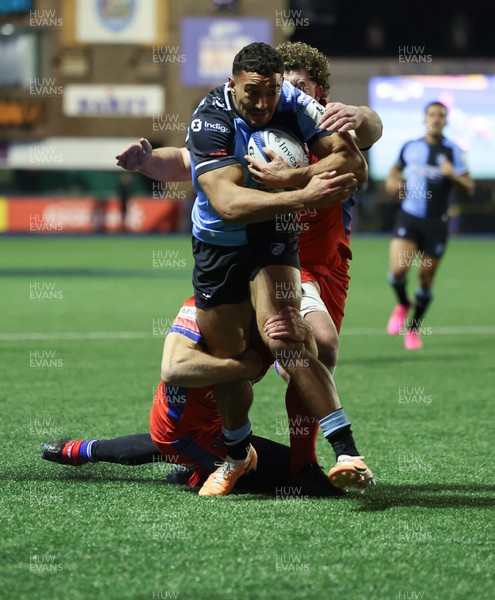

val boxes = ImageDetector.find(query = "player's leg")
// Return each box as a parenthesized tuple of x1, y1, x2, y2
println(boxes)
(237, 436, 344, 497)
(194, 301, 259, 496)
(192, 239, 259, 495)
(282, 280, 337, 475)
(305, 309, 339, 370)
(404, 254, 441, 350)
(251, 264, 372, 490)
(404, 216, 447, 349)
(40, 433, 161, 466)
(387, 237, 417, 334)
(159, 434, 344, 497)
(195, 300, 254, 429)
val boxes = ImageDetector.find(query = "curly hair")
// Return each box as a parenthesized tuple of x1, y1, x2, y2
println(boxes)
(277, 41, 330, 98)
(232, 43, 284, 77)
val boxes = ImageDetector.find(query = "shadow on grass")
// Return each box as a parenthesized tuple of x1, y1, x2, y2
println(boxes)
(5, 467, 169, 486)
(353, 483, 495, 511)
(9, 468, 495, 506)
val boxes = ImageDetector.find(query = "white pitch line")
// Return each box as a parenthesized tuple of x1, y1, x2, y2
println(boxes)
(1, 326, 495, 341)
(0, 331, 150, 341)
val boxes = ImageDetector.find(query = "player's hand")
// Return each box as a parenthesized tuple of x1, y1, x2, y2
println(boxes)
(116, 138, 153, 171)
(304, 171, 358, 207)
(264, 307, 312, 342)
(244, 148, 292, 188)
(319, 102, 364, 132)
(439, 158, 455, 178)
(385, 177, 405, 202)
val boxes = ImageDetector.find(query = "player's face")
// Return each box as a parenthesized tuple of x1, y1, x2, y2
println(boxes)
(284, 68, 323, 102)
(425, 105, 447, 136)
(229, 71, 282, 127)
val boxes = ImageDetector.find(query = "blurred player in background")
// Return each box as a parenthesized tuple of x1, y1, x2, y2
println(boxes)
(385, 101, 474, 349)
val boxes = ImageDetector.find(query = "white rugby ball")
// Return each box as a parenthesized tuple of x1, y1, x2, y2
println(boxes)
(247, 128, 309, 169)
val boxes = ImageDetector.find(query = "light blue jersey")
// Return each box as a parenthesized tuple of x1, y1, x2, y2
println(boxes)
(397, 137, 468, 218)
(186, 81, 331, 246)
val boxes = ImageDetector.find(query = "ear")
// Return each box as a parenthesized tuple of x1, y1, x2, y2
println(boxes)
(228, 77, 236, 95)
(314, 85, 323, 102)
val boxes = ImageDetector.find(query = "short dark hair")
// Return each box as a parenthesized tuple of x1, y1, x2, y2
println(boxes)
(277, 41, 330, 97)
(232, 43, 284, 77)
(425, 101, 448, 115)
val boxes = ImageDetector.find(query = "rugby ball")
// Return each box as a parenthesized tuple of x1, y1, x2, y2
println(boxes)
(247, 128, 309, 169)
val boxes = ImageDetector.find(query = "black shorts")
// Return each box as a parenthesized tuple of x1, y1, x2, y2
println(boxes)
(392, 209, 449, 258)
(192, 224, 300, 309)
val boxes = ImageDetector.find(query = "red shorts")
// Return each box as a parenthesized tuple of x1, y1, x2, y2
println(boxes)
(301, 253, 350, 334)
(149, 382, 226, 475)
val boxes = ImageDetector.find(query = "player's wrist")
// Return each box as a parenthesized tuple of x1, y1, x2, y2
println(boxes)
(283, 165, 310, 188)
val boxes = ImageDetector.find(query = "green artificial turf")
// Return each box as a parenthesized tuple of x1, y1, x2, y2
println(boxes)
(1, 235, 494, 600)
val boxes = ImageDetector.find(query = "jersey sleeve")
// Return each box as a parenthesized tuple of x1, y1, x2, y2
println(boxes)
(451, 144, 469, 175)
(168, 300, 203, 345)
(396, 143, 409, 170)
(185, 103, 239, 178)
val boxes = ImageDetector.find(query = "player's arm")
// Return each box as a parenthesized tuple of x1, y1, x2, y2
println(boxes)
(439, 159, 475, 196)
(246, 132, 366, 191)
(245, 133, 367, 191)
(318, 103, 383, 149)
(161, 333, 261, 388)
(293, 131, 368, 184)
(116, 138, 191, 182)
(198, 163, 357, 223)
(384, 164, 405, 201)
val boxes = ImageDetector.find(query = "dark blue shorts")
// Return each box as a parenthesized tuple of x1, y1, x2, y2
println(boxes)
(192, 223, 300, 309)
(392, 209, 449, 258)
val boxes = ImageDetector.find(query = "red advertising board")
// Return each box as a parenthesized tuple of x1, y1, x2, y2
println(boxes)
(0, 197, 181, 233)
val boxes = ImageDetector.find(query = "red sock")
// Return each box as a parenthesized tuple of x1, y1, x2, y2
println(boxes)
(188, 469, 204, 487)
(285, 382, 319, 475)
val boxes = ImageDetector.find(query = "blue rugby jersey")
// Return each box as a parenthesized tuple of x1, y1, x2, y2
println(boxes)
(185, 80, 331, 246)
(396, 136, 468, 218)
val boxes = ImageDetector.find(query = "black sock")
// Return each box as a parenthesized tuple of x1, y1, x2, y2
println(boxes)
(326, 426, 360, 461)
(388, 273, 410, 307)
(91, 433, 161, 465)
(224, 432, 252, 461)
(410, 288, 433, 330)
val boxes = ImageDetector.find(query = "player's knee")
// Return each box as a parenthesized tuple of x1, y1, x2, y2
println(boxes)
(418, 271, 434, 289)
(315, 334, 339, 369)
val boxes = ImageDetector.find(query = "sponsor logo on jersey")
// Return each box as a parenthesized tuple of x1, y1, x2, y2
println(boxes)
(211, 96, 226, 110)
(190, 119, 230, 134)
(271, 243, 286, 256)
(205, 121, 230, 133)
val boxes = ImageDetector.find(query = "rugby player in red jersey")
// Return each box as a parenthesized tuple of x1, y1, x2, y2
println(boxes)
(42, 298, 344, 497)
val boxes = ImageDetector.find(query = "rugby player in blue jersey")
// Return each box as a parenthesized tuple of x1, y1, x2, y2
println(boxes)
(385, 101, 474, 349)
(184, 43, 369, 495)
